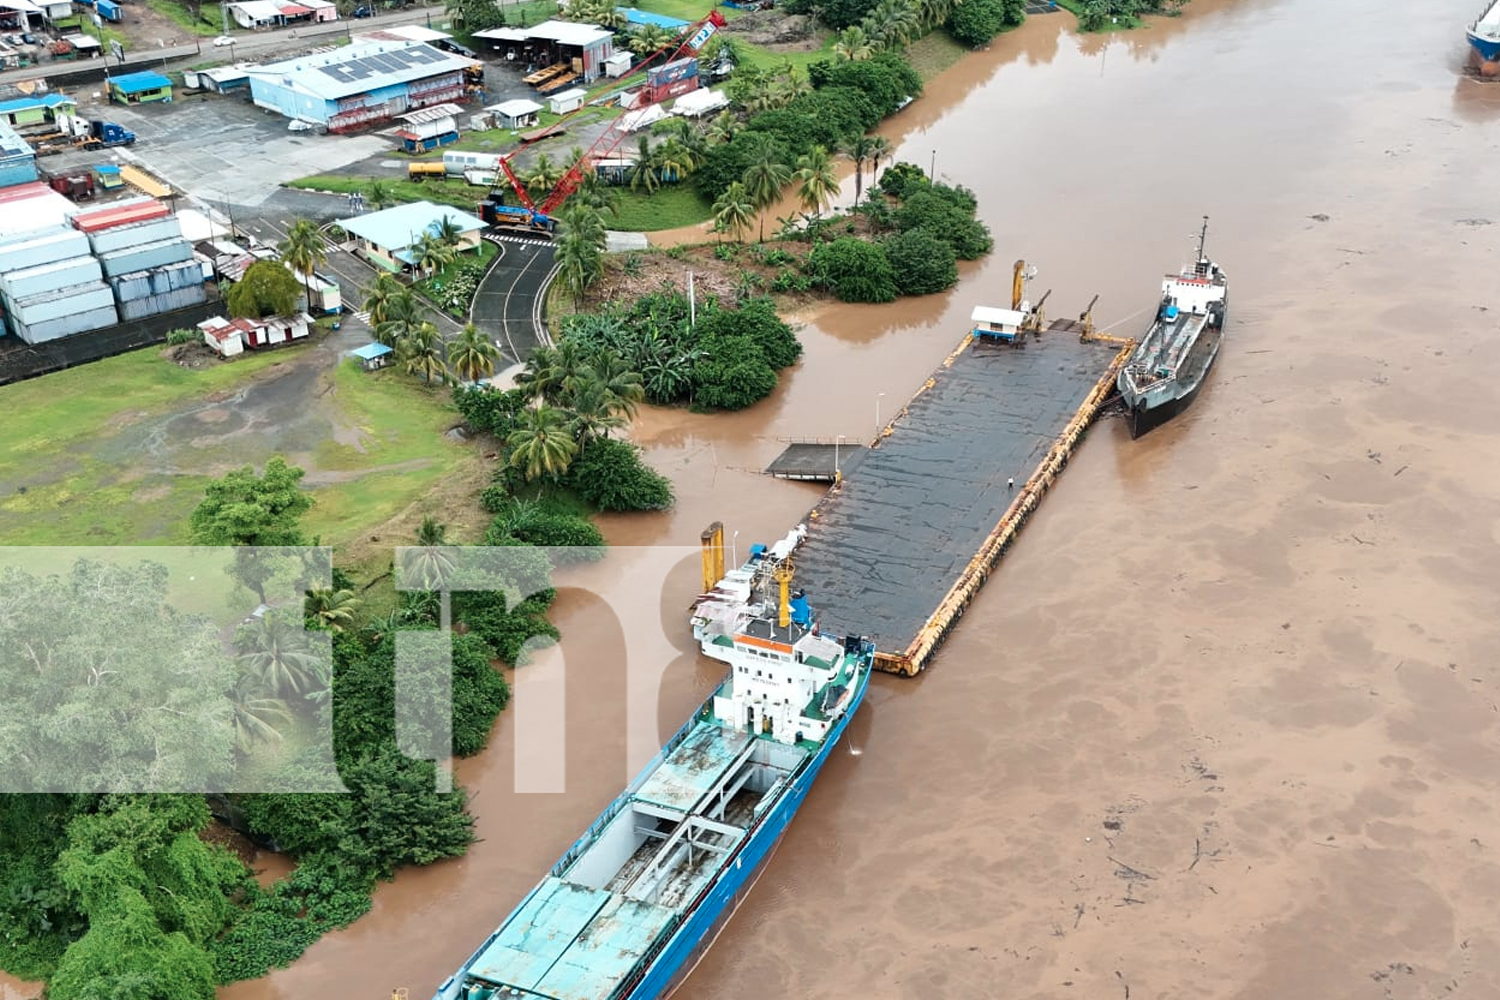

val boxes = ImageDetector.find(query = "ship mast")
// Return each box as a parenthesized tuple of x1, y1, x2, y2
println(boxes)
(1196, 215, 1209, 263)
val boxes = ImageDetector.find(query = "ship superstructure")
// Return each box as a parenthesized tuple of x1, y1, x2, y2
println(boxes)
(434, 526, 872, 1000)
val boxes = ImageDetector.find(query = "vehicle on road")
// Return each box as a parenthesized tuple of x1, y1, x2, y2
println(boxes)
(213, 35, 234, 46)
(352, 5, 372, 16)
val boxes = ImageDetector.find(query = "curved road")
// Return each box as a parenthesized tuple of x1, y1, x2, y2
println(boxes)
(471, 234, 559, 365)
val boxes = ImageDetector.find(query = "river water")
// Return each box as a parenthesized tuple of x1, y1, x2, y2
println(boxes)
(23, 2, 1489, 998)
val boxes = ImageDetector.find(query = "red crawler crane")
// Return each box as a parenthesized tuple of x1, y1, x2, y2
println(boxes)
(479, 9, 727, 234)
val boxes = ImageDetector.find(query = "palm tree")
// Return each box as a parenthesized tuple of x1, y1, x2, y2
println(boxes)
(865, 134, 895, 188)
(578, 348, 644, 419)
(705, 110, 740, 146)
(305, 588, 361, 633)
(507, 405, 579, 481)
(863, 0, 919, 47)
(517, 341, 589, 403)
(655, 138, 694, 184)
(226, 674, 291, 751)
(399, 322, 448, 383)
(627, 135, 659, 193)
(525, 153, 564, 197)
(560, 203, 608, 254)
(739, 137, 793, 243)
(571, 169, 618, 215)
(834, 24, 875, 61)
(237, 614, 327, 699)
(403, 516, 456, 590)
(361, 272, 402, 327)
(411, 232, 456, 277)
(557, 233, 604, 307)
(278, 218, 326, 317)
(374, 288, 424, 349)
(367, 178, 393, 209)
(794, 146, 839, 218)
(567, 376, 629, 445)
(447, 322, 498, 384)
(841, 134, 878, 207)
(627, 23, 674, 56)
(713, 181, 757, 242)
(431, 214, 464, 248)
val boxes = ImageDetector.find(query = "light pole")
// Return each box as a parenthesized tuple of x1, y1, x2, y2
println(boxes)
(930, 149, 936, 181)
(731, 530, 739, 570)
(875, 392, 885, 436)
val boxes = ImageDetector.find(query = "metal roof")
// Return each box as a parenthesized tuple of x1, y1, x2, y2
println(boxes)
(487, 98, 542, 116)
(971, 305, 1024, 325)
(228, 0, 281, 19)
(395, 102, 462, 124)
(337, 200, 485, 251)
(524, 19, 613, 47)
(351, 342, 393, 360)
(357, 24, 450, 42)
(0, 122, 31, 159)
(109, 71, 171, 93)
(549, 87, 587, 103)
(244, 40, 474, 100)
(472, 26, 528, 41)
(0, 93, 75, 115)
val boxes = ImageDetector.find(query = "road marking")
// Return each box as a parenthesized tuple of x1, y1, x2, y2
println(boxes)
(489, 234, 555, 248)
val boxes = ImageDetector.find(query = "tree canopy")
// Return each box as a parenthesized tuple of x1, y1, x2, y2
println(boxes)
(225, 260, 302, 320)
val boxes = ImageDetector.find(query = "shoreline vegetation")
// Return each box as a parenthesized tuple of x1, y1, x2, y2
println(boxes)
(0, 0, 1190, 996)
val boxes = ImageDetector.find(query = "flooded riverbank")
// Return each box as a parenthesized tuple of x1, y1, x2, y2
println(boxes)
(226, 1, 1500, 998)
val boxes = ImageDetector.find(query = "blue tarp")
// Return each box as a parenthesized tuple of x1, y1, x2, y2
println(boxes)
(617, 6, 689, 28)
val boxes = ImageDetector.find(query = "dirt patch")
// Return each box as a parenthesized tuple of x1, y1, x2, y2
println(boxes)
(301, 457, 434, 486)
(200, 819, 259, 865)
(335, 447, 494, 574)
(331, 420, 374, 453)
(165, 342, 225, 370)
(723, 10, 827, 52)
(131, 484, 172, 502)
(577, 242, 831, 316)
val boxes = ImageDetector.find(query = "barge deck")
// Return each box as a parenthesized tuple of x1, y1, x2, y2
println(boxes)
(784, 321, 1132, 675)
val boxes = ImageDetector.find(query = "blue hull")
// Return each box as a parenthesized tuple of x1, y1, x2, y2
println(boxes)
(1469, 31, 1500, 62)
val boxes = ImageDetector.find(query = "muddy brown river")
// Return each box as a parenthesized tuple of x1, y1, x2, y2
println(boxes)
(9, 1, 1499, 997)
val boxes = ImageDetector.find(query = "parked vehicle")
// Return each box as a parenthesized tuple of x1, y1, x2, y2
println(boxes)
(352, 5, 372, 16)
(407, 161, 447, 181)
(213, 34, 234, 46)
(32, 117, 136, 155)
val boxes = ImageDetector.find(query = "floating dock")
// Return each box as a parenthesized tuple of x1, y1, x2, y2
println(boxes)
(770, 320, 1133, 676)
(764, 439, 869, 482)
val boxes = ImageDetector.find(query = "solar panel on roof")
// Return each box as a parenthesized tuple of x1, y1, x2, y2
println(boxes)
(365, 54, 400, 72)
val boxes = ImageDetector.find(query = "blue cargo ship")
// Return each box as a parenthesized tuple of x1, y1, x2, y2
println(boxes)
(434, 526, 873, 1000)
(1469, 0, 1500, 62)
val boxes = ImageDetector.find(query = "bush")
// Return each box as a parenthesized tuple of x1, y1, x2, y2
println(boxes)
(808, 53, 922, 117)
(885, 229, 959, 296)
(878, 162, 931, 200)
(746, 88, 879, 160)
(166, 327, 197, 345)
(566, 438, 675, 511)
(692, 335, 780, 410)
(695, 297, 802, 370)
(808, 237, 897, 303)
(697, 131, 791, 201)
(947, 0, 1026, 46)
(894, 191, 994, 260)
(453, 385, 528, 437)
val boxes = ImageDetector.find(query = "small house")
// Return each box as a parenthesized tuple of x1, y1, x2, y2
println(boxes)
(198, 65, 251, 94)
(108, 71, 173, 105)
(299, 0, 338, 21)
(199, 315, 252, 357)
(62, 33, 101, 58)
(337, 200, 486, 273)
(351, 341, 393, 370)
(488, 98, 541, 130)
(547, 87, 586, 115)
(393, 103, 461, 153)
(37, 0, 71, 24)
(242, 312, 311, 349)
(970, 305, 1024, 344)
(227, 0, 282, 28)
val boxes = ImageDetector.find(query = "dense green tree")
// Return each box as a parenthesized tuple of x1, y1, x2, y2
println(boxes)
(878, 160, 931, 199)
(226, 259, 302, 320)
(453, 385, 529, 437)
(447, 322, 499, 385)
(564, 438, 674, 512)
(948, 0, 1026, 44)
(190, 456, 312, 548)
(695, 298, 802, 369)
(692, 335, 780, 410)
(895, 190, 995, 259)
(808, 237, 898, 302)
(809, 52, 922, 117)
(884, 228, 960, 295)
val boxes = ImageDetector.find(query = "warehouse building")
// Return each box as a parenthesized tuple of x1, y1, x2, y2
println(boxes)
(337, 200, 484, 273)
(243, 40, 483, 132)
(474, 20, 613, 82)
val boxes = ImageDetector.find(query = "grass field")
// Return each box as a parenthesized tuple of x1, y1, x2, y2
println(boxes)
(608, 184, 714, 230)
(905, 30, 969, 80)
(289, 174, 485, 212)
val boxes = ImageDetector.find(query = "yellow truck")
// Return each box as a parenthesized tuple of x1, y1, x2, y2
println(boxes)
(407, 162, 447, 182)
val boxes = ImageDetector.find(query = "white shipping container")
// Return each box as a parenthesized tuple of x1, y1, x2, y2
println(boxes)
(100, 239, 193, 279)
(87, 217, 185, 256)
(444, 150, 504, 176)
(2, 255, 105, 302)
(12, 303, 120, 344)
(117, 284, 207, 322)
(0, 228, 92, 274)
(10, 282, 116, 325)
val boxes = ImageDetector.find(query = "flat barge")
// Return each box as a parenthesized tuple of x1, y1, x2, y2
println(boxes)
(754, 312, 1132, 676)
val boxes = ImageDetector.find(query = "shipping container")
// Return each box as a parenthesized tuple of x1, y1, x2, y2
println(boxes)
(0, 227, 92, 273)
(70, 197, 168, 234)
(11, 303, 119, 344)
(1, 254, 104, 301)
(10, 281, 116, 325)
(116, 284, 206, 323)
(99, 238, 192, 278)
(443, 150, 504, 176)
(110, 261, 204, 302)
(87, 216, 185, 255)
(647, 57, 698, 88)
(651, 76, 700, 104)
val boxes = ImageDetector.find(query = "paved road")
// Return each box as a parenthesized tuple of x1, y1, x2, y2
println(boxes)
(472, 233, 558, 365)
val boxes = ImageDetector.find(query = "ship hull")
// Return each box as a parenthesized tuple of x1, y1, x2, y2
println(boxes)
(1123, 317, 1223, 439)
(628, 672, 869, 1000)
(1471, 1, 1500, 61)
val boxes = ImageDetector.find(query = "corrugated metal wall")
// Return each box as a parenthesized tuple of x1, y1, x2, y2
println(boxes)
(12, 303, 120, 344)
(3, 255, 104, 301)
(110, 260, 204, 302)
(87, 216, 184, 255)
(116, 283, 206, 322)
(99, 238, 193, 278)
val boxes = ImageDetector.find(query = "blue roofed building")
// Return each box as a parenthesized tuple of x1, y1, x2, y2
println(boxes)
(0, 122, 37, 189)
(108, 71, 173, 105)
(0, 93, 76, 132)
(337, 200, 486, 273)
(242, 40, 482, 132)
(617, 6, 688, 29)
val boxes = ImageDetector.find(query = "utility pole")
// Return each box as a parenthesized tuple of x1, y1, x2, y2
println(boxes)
(929, 149, 936, 181)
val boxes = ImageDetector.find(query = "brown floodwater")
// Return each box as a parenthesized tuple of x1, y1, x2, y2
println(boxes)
(209, 1, 1500, 998)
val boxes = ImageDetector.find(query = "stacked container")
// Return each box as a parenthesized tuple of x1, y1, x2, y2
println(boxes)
(0, 223, 116, 343)
(73, 199, 207, 324)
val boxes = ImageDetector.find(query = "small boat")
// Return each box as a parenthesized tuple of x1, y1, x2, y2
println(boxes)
(1469, 0, 1500, 63)
(433, 526, 873, 1000)
(1116, 216, 1228, 438)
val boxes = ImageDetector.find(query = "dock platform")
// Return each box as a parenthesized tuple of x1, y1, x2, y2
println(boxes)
(765, 441, 868, 482)
(788, 326, 1132, 675)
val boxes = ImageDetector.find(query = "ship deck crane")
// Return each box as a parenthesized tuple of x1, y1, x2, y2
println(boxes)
(1021, 288, 1051, 335)
(479, 9, 727, 233)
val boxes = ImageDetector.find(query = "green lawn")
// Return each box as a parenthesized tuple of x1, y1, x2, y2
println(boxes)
(289, 174, 488, 212)
(905, 30, 968, 80)
(146, 0, 220, 36)
(607, 184, 713, 231)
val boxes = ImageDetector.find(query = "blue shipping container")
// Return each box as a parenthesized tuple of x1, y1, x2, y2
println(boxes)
(647, 57, 698, 88)
(13, 303, 119, 344)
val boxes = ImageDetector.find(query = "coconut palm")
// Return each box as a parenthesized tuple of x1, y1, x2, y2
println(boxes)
(361, 272, 403, 327)
(578, 348, 645, 419)
(712, 181, 757, 242)
(705, 110, 740, 146)
(237, 613, 327, 699)
(525, 152, 564, 197)
(560, 203, 608, 254)
(517, 340, 589, 403)
(865, 134, 895, 187)
(841, 134, 879, 207)
(794, 146, 839, 218)
(863, 0, 919, 47)
(399, 322, 448, 383)
(402, 516, 456, 590)
(655, 138, 695, 184)
(627, 135, 660, 193)
(305, 588, 361, 633)
(834, 24, 875, 61)
(739, 137, 793, 243)
(571, 168, 618, 215)
(226, 674, 292, 751)
(431, 214, 464, 248)
(567, 377, 629, 445)
(374, 288, 424, 349)
(367, 178, 394, 209)
(557, 234, 604, 308)
(447, 321, 498, 384)
(277, 218, 326, 317)
(507, 405, 579, 481)
(627, 23, 674, 56)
